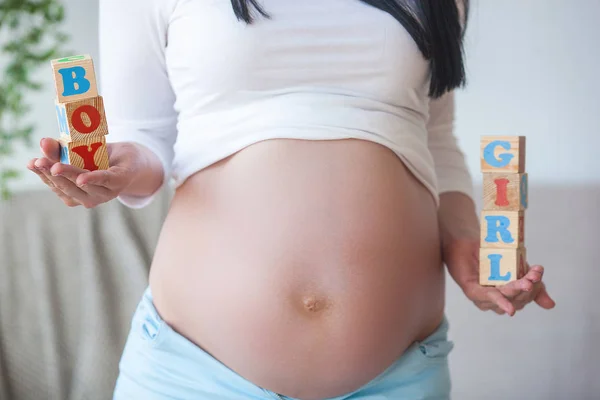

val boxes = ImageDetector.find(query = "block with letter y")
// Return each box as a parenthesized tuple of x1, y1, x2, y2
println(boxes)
(59, 136, 109, 172)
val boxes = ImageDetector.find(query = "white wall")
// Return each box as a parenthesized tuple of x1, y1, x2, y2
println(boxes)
(2, 0, 99, 192)
(456, 0, 600, 185)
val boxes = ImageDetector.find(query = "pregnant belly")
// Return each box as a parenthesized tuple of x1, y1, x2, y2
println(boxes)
(149, 138, 444, 399)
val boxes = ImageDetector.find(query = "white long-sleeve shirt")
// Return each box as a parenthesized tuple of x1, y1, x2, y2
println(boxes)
(99, 0, 473, 208)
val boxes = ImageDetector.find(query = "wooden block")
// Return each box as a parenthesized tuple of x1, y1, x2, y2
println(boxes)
(51, 54, 98, 103)
(483, 173, 528, 211)
(55, 96, 109, 142)
(480, 247, 527, 286)
(59, 136, 109, 171)
(480, 210, 524, 249)
(480, 136, 526, 173)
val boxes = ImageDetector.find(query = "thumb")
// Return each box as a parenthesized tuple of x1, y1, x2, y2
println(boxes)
(40, 138, 61, 162)
(534, 284, 556, 310)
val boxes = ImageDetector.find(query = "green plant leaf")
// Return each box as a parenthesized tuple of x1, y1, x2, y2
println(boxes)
(0, 0, 69, 200)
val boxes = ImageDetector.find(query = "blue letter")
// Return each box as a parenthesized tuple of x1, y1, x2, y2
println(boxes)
(484, 216, 515, 244)
(487, 254, 511, 281)
(58, 66, 91, 97)
(520, 174, 528, 209)
(484, 140, 514, 169)
(55, 104, 68, 134)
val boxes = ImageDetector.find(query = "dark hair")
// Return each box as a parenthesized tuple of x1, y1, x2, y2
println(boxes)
(230, 0, 468, 98)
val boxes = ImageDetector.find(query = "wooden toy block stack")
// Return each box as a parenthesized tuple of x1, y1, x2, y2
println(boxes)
(479, 136, 528, 286)
(51, 55, 109, 171)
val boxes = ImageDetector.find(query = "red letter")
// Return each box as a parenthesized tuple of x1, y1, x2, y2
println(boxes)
(72, 142, 102, 171)
(71, 105, 101, 134)
(494, 178, 509, 206)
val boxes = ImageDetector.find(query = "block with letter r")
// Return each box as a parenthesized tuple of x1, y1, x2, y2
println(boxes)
(480, 136, 526, 173)
(480, 210, 525, 249)
(51, 54, 98, 103)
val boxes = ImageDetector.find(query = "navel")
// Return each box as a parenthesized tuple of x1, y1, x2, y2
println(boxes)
(302, 295, 326, 313)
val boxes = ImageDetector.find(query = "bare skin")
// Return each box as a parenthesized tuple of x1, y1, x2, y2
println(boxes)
(28, 137, 555, 399)
(148, 138, 444, 399)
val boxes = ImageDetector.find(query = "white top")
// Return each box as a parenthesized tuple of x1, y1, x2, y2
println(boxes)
(99, 0, 473, 208)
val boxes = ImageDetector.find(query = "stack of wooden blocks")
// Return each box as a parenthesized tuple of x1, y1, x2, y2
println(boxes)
(51, 55, 109, 171)
(479, 136, 528, 286)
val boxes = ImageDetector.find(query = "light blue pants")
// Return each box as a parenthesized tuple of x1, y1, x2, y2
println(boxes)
(113, 288, 453, 399)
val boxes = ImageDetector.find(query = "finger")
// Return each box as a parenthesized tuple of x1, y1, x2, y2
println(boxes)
(27, 162, 55, 189)
(463, 283, 507, 312)
(513, 301, 527, 311)
(77, 166, 129, 190)
(78, 182, 114, 200)
(534, 284, 556, 310)
(49, 166, 113, 201)
(29, 158, 81, 207)
(46, 174, 91, 205)
(493, 308, 506, 315)
(49, 162, 87, 182)
(28, 159, 55, 187)
(498, 278, 533, 299)
(57, 194, 81, 207)
(524, 265, 544, 283)
(34, 157, 56, 172)
(40, 138, 61, 163)
(485, 289, 516, 316)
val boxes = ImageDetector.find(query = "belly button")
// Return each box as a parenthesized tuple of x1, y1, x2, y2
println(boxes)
(302, 295, 325, 313)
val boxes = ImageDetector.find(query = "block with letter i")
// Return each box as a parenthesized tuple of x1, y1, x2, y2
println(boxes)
(51, 54, 109, 171)
(479, 136, 528, 286)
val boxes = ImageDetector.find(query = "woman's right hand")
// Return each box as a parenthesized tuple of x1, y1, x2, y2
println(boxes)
(27, 138, 151, 208)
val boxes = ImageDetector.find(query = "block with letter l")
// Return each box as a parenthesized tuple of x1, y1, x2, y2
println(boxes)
(480, 247, 527, 286)
(51, 54, 98, 103)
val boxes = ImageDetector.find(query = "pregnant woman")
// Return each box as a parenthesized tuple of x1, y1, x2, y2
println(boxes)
(28, 0, 555, 398)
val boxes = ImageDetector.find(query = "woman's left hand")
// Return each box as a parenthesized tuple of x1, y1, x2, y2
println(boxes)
(444, 236, 556, 316)
(437, 192, 556, 317)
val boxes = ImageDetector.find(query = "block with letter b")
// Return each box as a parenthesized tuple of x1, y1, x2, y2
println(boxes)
(480, 210, 525, 249)
(483, 173, 528, 211)
(51, 54, 98, 103)
(480, 136, 526, 173)
(59, 136, 109, 171)
(55, 96, 109, 142)
(480, 247, 527, 286)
